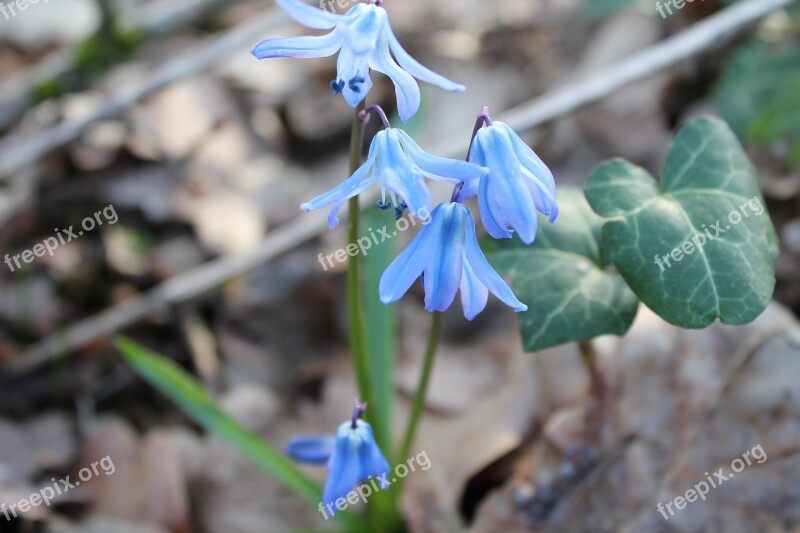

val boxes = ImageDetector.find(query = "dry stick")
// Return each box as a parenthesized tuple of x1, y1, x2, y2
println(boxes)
(0, 7, 285, 177)
(5, 0, 797, 376)
(0, 0, 244, 131)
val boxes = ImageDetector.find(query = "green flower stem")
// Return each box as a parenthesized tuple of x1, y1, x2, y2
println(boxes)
(346, 102, 381, 442)
(347, 102, 388, 458)
(346, 103, 400, 529)
(398, 311, 442, 464)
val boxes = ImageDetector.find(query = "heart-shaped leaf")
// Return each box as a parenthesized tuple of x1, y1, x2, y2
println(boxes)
(584, 115, 778, 329)
(485, 187, 639, 352)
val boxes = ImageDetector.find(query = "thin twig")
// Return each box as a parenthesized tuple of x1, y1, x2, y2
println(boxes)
(0, 0, 246, 132)
(434, 0, 799, 159)
(5, 0, 796, 375)
(0, 7, 286, 177)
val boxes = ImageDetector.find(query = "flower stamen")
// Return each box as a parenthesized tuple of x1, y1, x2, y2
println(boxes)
(348, 75, 367, 93)
(331, 79, 345, 95)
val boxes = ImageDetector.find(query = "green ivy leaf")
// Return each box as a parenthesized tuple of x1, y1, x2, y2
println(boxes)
(584, 115, 778, 329)
(485, 187, 639, 352)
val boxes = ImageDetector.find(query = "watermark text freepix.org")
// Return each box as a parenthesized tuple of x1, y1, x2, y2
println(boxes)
(319, 0, 356, 14)
(653, 196, 765, 272)
(318, 450, 432, 519)
(1, 455, 115, 521)
(317, 206, 431, 271)
(0, 0, 50, 21)
(5, 204, 118, 272)
(657, 444, 766, 520)
(656, 0, 705, 19)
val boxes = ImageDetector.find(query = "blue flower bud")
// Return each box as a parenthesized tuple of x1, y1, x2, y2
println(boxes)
(466, 122, 558, 244)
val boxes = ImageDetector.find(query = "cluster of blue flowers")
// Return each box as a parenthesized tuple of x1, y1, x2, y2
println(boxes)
(253, 0, 558, 512)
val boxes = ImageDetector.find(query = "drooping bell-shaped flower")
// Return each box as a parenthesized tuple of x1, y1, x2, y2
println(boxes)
(301, 127, 487, 228)
(379, 201, 527, 320)
(323, 417, 390, 511)
(251, 0, 465, 122)
(285, 400, 390, 515)
(465, 121, 558, 244)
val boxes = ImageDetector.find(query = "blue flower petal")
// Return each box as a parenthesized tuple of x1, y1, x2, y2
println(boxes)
(379, 207, 444, 304)
(324, 445, 361, 510)
(394, 129, 487, 184)
(327, 200, 349, 229)
(380, 167, 430, 219)
(356, 423, 390, 487)
(497, 122, 558, 222)
(285, 435, 335, 465)
(523, 167, 559, 223)
(336, 46, 373, 107)
(478, 128, 538, 244)
(503, 123, 555, 196)
(463, 211, 527, 312)
(423, 203, 466, 312)
(301, 134, 381, 228)
(386, 27, 465, 93)
(342, 4, 381, 55)
(460, 259, 489, 320)
(276, 0, 347, 30)
(472, 140, 512, 239)
(368, 41, 421, 122)
(478, 177, 513, 240)
(379, 131, 430, 214)
(251, 30, 344, 59)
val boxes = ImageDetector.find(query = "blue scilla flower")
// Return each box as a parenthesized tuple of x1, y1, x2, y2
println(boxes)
(464, 120, 558, 244)
(285, 400, 390, 516)
(251, 0, 465, 122)
(301, 126, 488, 228)
(379, 201, 527, 320)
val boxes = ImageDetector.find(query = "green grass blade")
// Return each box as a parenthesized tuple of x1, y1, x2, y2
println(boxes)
(117, 336, 372, 531)
(361, 209, 397, 456)
(116, 336, 322, 504)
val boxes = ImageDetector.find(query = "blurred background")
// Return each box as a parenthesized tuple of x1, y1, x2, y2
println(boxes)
(0, 0, 799, 531)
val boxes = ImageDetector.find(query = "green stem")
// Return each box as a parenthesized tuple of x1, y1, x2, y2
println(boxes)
(346, 104, 399, 529)
(578, 340, 604, 444)
(578, 340, 601, 396)
(398, 311, 442, 464)
(346, 102, 379, 437)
